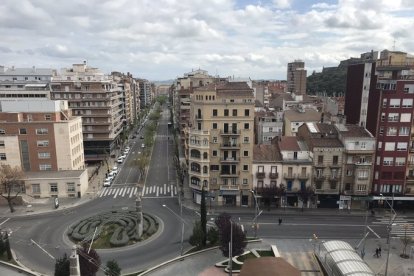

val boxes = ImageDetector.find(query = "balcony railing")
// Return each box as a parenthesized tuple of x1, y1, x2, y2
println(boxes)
(269, 172, 279, 179)
(220, 185, 239, 190)
(220, 157, 240, 163)
(256, 172, 265, 179)
(220, 130, 241, 135)
(297, 173, 309, 180)
(284, 173, 296, 180)
(220, 171, 240, 177)
(195, 115, 202, 120)
(314, 175, 326, 181)
(220, 143, 240, 149)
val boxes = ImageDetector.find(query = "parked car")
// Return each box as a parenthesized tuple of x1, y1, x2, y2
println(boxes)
(108, 171, 116, 178)
(105, 175, 114, 183)
(140, 136, 144, 139)
(103, 180, 111, 187)
(112, 166, 119, 174)
(117, 157, 124, 163)
(141, 143, 145, 148)
(125, 147, 130, 151)
(120, 154, 127, 160)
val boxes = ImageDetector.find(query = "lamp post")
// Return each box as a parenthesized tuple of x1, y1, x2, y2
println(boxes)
(250, 190, 261, 238)
(162, 204, 185, 256)
(228, 219, 233, 276)
(380, 193, 396, 276)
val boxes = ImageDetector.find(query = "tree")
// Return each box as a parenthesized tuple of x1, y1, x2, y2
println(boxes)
(400, 224, 413, 258)
(189, 221, 204, 247)
(54, 253, 70, 276)
(105, 260, 121, 276)
(207, 227, 219, 245)
(0, 165, 25, 213)
(200, 188, 207, 246)
(77, 243, 101, 276)
(134, 156, 149, 179)
(215, 213, 246, 257)
(298, 186, 315, 210)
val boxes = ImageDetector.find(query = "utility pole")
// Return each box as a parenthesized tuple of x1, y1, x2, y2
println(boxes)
(228, 220, 233, 276)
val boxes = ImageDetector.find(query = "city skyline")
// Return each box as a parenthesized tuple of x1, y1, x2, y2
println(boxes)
(1, 0, 414, 80)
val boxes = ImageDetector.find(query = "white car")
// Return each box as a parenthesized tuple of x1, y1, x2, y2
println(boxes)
(112, 166, 119, 174)
(108, 171, 116, 178)
(117, 157, 124, 163)
(103, 180, 111, 187)
(105, 175, 114, 183)
(125, 147, 130, 152)
(141, 143, 145, 148)
(120, 154, 127, 159)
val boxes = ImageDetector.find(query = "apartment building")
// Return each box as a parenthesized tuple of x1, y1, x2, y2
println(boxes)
(0, 100, 84, 172)
(137, 79, 153, 108)
(252, 144, 283, 207)
(50, 63, 124, 162)
(337, 124, 376, 209)
(298, 123, 344, 208)
(112, 72, 135, 127)
(254, 110, 283, 144)
(345, 49, 414, 196)
(0, 65, 53, 100)
(287, 60, 307, 95)
(188, 82, 255, 207)
(276, 136, 313, 208)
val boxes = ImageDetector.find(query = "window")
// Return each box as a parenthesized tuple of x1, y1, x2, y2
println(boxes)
(224, 109, 229, 116)
(243, 137, 249, 143)
(40, 164, 52, 170)
(358, 170, 368, 179)
(36, 128, 49, 135)
(213, 109, 217, 117)
(387, 127, 397, 136)
(396, 142, 408, 151)
(379, 127, 384, 135)
(258, 166, 264, 173)
(19, 128, 27, 135)
(0, 153, 6, 160)
(38, 152, 51, 159)
(384, 142, 395, 151)
(271, 166, 277, 173)
(212, 137, 217, 143)
(37, 140, 49, 147)
(316, 169, 323, 177)
(357, 184, 367, 192)
(210, 165, 219, 171)
(388, 113, 399, 122)
(212, 123, 217, 129)
(243, 151, 248, 157)
(400, 113, 412, 122)
(383, 157, 393, 166)
(333, 155, 338, 165)
(0, 140, 4, 147)
(32, 184, 40, 194)
(244, 123, 249, 129)
(346, 169, 352, 176)
(212, 150, 217, 157)
(67, 183, 75, 192)
(232, 109, 237, 116)
(317, 155, 324, 164)
(244, 109, 250, 116)
(0, 129, 5, 135)
(203, 166, 208, 174)
(203, 152, 208, 159)
(395, 157, 406, 166)
(243, 179, 248, 185)
(382, 98, 387, 107)
(402, 99, 413, 108)
(243, 165, 248, 171)
(50, 183, 58, 192)
(361, 142, 366, 149)
(44, 114, 52, 120)
(399, 126, 410, 136)
(389, 99, 400, 108)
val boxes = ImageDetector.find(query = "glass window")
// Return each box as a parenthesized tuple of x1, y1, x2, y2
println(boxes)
(40, 164, 52, 170)
(38, 152, 51, 159)
(36, 128, 49, 135)
(37, 140, 49, 147)
(44, 114, 52, 120)
(232, 109, 237, 116)
(19, 128, 27, 134)
(244, 109, 250, 116)
(67, 183, 75, 192)
(212, 109, 217, 116)
(32, 184, 40, 194)
(243, 165, 248, 171)
(224, 109, 229, 116)
(0, 153, 6, 160)
(50, 183, 58, 192)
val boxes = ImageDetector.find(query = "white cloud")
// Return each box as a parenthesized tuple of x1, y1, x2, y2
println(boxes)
(0, 0, 413, 80)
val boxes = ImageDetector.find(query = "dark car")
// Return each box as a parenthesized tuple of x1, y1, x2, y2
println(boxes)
(140, 136, 144, 139)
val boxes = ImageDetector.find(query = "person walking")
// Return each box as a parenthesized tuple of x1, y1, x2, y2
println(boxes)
(278, 218, 282, 225)
(374, 248, 379, 258)
(378, 246, 381, 257)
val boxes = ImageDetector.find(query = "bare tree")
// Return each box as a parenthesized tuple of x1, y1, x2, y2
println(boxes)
(133, 156, 149, 182)
(0, 165, 25, 213)
(400, 224, 413, 259)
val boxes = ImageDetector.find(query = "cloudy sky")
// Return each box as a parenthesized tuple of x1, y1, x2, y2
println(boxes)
(1, 0, 414, 80)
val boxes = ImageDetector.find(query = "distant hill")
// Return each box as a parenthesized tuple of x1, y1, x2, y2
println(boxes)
(307, 67, 347, 96)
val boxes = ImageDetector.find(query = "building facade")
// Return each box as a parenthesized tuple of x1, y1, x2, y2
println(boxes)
(188, 82, 255, 207)
(254, 110, 283, 144)
(287, 60, 307, 95)
(0, 100, 84, 172)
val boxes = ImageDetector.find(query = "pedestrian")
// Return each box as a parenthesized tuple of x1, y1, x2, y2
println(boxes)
(278, 218, 282, 225)
(374, 248, 379, 258)
(378, 246, 381, 257)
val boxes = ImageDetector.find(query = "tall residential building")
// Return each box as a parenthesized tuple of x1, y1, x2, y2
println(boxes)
(0, 65, 53, 100)
(137, 79, 153, 108)
(287, 60, 307, 95)
(188, 82, 255, 207)
(0, 100, 84, 171)
(112, 72, 136, 127)
(345, 49, 414, 196)
(50, 63, 124, 162)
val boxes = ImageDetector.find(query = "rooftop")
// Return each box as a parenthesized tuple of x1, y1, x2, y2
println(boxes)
(284, 108, 321, 122)
(0, 66, 53, 76)
(337, 124, 373, 138)
(278, 136, 301, 151)
(253, 144, 281, 162)
(240, 257, 300, 276)
(196, 81, 254, 97)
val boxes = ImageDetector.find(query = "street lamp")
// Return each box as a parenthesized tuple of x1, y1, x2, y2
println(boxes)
(162, 204, 185, 256)
(379, 193, 396, 276)
(250, 190, 261, 238)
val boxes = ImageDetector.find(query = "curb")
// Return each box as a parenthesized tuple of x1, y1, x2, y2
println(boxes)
(5, 249, 44, 276)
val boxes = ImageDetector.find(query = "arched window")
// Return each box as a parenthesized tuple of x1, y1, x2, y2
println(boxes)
(191, 177, 200, 186)
(203, 180, 208, 188)
(203, 166, 208, 174)
(203, 152, 208, 159)
(191, 149, 201, 159)
(191, 162, 201, 173)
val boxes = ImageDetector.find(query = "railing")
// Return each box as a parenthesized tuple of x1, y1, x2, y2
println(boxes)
(220, 171, 240, 177)
(297, 173, 309, 180)
(269, 172, 279, 179)
(256, 172, 265, 179)
(220, 185, 239, 190)
(314, 175, 326, 181)
(220, 130, 241, 135)
(220, 157, 240, 163)
(220, 143, 240, 148)
(284, 173, 296, 179)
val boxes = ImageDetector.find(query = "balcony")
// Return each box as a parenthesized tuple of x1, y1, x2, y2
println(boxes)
(220, 185, 239, 191)
(357, 175, 369, 180)
(355, 161, 372, 166)
(220, 157, 240, 163)
(256, 172, 266, 179)
(220, 143, 240, 149)
(314, 175, 326, 181)
(330, 163, 341, 169)
(314, 163, 326, 168)
(220, 130, 241, 136)
(297, 173, 309, 180)
(269, 172, 279, 179)
(284, 173, 296, 180)
(329, 176, 339, 182)
(220, 171, 239, 177)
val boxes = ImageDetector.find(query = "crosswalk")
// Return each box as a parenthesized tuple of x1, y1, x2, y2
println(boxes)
(373, 215, 414, 238)
(98, 184, 178, 199)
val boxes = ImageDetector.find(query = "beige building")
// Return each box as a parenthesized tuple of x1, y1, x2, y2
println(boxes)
(0, 100, 84, 172)
(287, 60, 307, 95)
(188, 82, 255, 207)
(284, 108, 321, 136)
(50, 63, 124, 162)
(24, 170, 88, 198)
(298, 123, 344, 208)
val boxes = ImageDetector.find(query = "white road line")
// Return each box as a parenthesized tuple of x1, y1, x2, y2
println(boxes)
(31, 239, 55, 260)
(156, 186, 159, 197)
(133, 187, 138, 196)
(126, 187, 130, 195)
(164, 184, 167, 194)
(0, 218, 10, 226)
(150, 186, 153, 194)
(104, 188, 111, 196)
(129, 188, 135, 198)
(167, 185, 171, 193)
(144, 196, 177, 199)
(170, 185, 174, 197)
(174, 186, 177, 194)
(99, 188, 106, 197)
(120, 188, 126, 197)
(113, 189, 120, 198)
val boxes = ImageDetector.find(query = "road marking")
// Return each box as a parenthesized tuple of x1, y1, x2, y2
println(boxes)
(129, 187, 135, 198)
(0, 218, 10, 226)
(113, 189, 120, 198)
(144, 196, 177, 199)
(121, 188, 127, 197)
(164, 184, 167, 194)
(31, 239, 55, 260)
(167, 185, 171, 193)
(156, 186, 159, 197)
(170, 185, 173, 197)
(150, 186, 153, 193)
(126, 187, 130, 194)
(100, 188, 107, 197)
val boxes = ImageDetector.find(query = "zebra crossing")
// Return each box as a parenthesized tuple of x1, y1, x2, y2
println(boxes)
(98, 184, 178, 199)
(373, 215, 414, 238)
